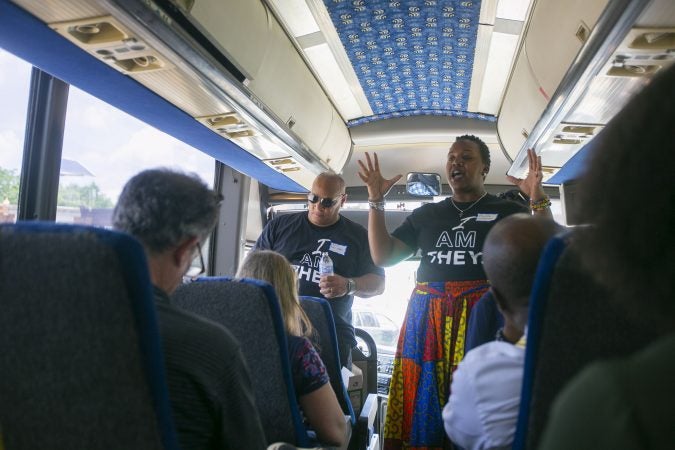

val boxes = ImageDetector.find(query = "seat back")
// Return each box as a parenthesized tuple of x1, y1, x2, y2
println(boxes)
(300, 296, 356, 423)
(513, 233, 662, 450)
(172, 277, 309, 447)
(0, 223, 178, 450)
(351, 328, 380, 449)
(353, 328, 378, 397)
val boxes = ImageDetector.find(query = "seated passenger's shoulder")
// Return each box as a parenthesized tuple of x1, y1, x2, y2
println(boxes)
(451, 341, 525, 413)
(462, 340, 525, 367)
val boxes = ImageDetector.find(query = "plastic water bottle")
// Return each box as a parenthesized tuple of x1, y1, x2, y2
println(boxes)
(318, 252, 334, 277)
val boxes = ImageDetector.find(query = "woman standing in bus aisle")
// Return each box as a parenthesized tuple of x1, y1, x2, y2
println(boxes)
(236, 250, 348, 448)
(357, 136, 551, 450)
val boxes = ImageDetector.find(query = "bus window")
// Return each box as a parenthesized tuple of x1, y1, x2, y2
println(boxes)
(56, 85, 217, 276)
(354, 259, 418, 394)
(57, 85, 216, 227)
(0, 48, 32, 224)
(549, 198, 564, 225)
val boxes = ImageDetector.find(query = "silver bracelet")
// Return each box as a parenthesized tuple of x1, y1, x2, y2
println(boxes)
(368, 200, 385, 211)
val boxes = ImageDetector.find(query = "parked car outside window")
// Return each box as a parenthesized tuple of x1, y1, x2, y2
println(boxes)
(353, 309, 399, 349)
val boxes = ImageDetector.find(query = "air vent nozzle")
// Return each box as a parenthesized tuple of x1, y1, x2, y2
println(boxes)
(50, 16, 170, 74)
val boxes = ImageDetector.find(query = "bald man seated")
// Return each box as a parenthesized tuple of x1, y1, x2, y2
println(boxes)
(443, 214, 560, 450)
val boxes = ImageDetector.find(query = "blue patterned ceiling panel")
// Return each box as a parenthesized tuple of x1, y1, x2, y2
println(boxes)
(323, 0, 494, 126)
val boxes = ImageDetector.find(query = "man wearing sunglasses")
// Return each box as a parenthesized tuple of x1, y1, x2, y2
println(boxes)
(255, 172, 385, 369)
(113, 169, 267, 450)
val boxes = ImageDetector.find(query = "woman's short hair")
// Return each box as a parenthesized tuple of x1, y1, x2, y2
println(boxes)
(456, 134, 491, 170)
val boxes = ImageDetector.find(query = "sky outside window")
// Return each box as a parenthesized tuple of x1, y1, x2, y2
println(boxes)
(0, 48, 31, 174)
(0, 47, 216, 196)
(0, 48, 32, 223)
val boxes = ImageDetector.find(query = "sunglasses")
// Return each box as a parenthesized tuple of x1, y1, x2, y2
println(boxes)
(307, 193, 344, 208)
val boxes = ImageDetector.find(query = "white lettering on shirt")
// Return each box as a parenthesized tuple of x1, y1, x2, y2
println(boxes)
(312, 239, 331, 255)
(452, 216, 477, 231)
(299, 253, 313, 266)
(437, 251, 452, 264)
(454, 231, 476, 247)
(427, 250, 482, 265)
(434, 230, 477, 251)
(436, 231, 454, 248)
(293, 264, 322, 285)
(311, 270, 321, 283)
(297, 265, 313, 281)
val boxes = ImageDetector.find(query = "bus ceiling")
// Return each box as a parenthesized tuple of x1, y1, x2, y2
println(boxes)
(2, 0, 674, 192)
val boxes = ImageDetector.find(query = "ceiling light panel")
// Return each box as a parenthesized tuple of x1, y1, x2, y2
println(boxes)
(267, 0, 320, 37)
(467, 24, 493, 111)
(497, 0, 532, 21)
(473, 0, 530, 115)
(477, 31, 520, 114)
(304, 43, 366, 120)
(266, 0, 371, 121)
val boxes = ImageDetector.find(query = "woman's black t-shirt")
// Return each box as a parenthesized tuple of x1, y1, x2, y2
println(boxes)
(392, 194, 528, 282)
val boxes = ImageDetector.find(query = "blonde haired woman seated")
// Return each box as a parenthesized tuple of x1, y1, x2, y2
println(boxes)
(237, 250, 347, 447)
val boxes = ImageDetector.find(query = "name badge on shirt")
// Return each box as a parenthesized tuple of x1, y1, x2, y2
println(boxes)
(477, 213, 498, 222)
(329, 242, 347, 255)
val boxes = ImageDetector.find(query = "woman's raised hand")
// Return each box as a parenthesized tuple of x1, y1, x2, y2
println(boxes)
(507, 148, 546, 200)
(357, 152, 402, 201)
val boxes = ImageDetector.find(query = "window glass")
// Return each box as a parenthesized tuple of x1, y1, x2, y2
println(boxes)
(360, 312, 377, 328)
(57, 85, 215, 225)
(374, 312, 397, 330)
(550, 198, 564, 225)
(354, 261, 417, 326)
(354, 260, 417, 395)
(0, 48, 32, 223)
(57, 85, 216, 274)
(354, 259, 418, 351)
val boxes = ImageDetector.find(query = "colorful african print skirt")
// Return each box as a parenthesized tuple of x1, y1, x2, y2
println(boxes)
(383, 280, 489, 450)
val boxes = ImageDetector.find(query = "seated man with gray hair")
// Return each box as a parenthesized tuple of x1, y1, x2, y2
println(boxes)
(113, 169, 266, 450)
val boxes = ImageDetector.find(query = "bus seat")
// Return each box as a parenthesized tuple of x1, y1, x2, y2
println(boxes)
(352, 328, 380, 450)
(172, 277, 310, 447)
(353, 328, 378, 398)
(300, 297, 379, 450)
(299, 296, 356, 422)
(513, 232, 662, 450)
(0, 223, 178, 450)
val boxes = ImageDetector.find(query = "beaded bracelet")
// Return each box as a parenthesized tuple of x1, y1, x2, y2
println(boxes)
(530, 196, 552, 211)
(368, 200, 385, 211)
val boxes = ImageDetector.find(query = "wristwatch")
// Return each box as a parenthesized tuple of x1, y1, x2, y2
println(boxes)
(346, 278, 357, 295)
